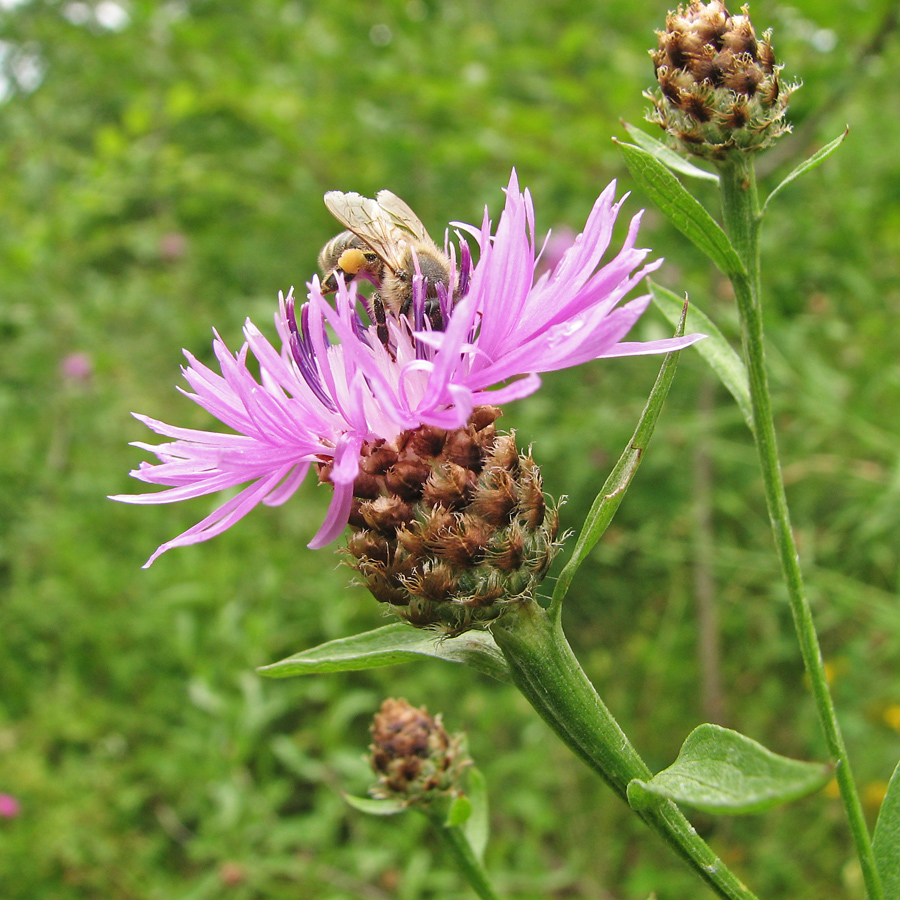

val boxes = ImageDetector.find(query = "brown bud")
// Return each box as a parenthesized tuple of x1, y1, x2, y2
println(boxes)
(647, 0, 797, 159)
(369, 699, 470, 803)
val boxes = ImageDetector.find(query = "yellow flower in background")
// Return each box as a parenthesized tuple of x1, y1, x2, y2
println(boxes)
(882, 703, 900, 732)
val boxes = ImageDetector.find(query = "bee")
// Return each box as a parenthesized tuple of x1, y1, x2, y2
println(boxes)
(318, 190, 454, 345)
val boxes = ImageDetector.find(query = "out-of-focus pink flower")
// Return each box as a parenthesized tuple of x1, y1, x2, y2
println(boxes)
(60, 352, 93, 384)
(112, 171, 704, 565)
(535, 225, 577, 280)
(0, 794, 20, 818)
(159, 232, 188, 262)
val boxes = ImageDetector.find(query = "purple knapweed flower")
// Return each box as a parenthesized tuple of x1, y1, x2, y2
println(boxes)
(112, 171, 703, 566)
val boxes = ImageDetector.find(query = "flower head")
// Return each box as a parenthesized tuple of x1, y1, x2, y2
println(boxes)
(112, 171, 704, 568)
(647, 1, 797, 159)
(342, 406, 561, 634)
(368, 698, 470, 806)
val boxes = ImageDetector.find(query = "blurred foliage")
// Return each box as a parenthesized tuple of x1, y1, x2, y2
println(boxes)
(1, 0, 899, 898)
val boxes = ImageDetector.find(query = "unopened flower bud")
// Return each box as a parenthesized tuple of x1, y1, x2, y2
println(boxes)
(369, 698, 470, 805)
(336, 407, 560, 636)
(647, 1, 798, 160)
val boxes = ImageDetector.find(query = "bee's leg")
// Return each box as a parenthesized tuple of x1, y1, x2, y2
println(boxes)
(373, 294, 390, 348)
(322, 268, 354, 294)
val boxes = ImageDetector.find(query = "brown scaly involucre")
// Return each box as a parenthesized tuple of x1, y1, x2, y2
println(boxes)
(647, 1, 798, 160)
(321, 406, 560, 636)
(368, 698, 470, 805)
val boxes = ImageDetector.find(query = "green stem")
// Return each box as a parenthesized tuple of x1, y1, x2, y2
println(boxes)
(717, 155, 883, 900)
(493, 601, 759, 900)
(428, 817, 504, 900)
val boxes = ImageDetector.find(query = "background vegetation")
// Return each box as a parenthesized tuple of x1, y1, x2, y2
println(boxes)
(1, 0, 898, 897)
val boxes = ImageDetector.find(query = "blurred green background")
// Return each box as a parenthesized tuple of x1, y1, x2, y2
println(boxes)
(1, 0, 899, 897)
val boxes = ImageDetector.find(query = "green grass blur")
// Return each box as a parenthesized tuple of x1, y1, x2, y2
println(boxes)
(1, 1, 898, 897)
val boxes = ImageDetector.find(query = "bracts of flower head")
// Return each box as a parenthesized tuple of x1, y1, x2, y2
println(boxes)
(647, 1, 799, 159)
(339, 406, 561, 636)
(112, 171, 706, 630)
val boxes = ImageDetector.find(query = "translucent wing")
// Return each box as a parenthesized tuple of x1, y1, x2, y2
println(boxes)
(375, 190, 432, 243)
(323, 191, 408, 273)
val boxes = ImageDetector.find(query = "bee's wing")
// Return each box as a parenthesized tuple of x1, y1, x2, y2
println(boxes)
(375, 190, 432, 243)
(324, 191, 407, 273)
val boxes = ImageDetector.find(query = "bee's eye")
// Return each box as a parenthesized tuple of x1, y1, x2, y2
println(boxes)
(338, 248, 368, 274)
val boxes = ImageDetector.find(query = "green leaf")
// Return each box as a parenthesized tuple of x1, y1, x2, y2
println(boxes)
(762, 126, 849, 216)
(649, 280, 753, 432)
(874, 758, 900, 897)
(445, 793, 472, 828)
(257, 623, 511, 683)
(621, 121, 719, 183)
(551, 305, 687, 609)
(616, 140, 746, 280)
(627, 724, 832, 815)
(463, 768, 490, 861)
(343, 793, 407, 816)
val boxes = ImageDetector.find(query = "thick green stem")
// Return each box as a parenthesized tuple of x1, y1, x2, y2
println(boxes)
(717, 155, 883, 900)
(493, 601, 758, 900)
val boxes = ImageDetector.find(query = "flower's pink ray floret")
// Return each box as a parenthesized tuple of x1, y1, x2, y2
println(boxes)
(112, 170, 705, 564)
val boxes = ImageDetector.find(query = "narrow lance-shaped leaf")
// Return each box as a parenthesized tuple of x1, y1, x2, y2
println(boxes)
(551, 304, 689, 610)
(615, 139, 746, 280)
(649, 280, 753, 432)
(621, 121, 720, 183)
(258, 622, 511, 683)
(627, 724, 833, 815)
(762, 126, 849, 217)
(873, 757, 900, 897)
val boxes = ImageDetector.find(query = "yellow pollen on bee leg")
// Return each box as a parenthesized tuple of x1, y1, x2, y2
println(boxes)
(338, 248, 367, 274)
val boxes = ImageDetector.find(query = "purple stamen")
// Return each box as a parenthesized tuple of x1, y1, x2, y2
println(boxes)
(458, 239, 472, 299)
(436, 281, 451, 328)
(285, 303, 336, 410)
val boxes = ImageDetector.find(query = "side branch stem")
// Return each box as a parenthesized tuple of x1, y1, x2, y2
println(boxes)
(717, 155, 882, 900)
(493, 603, 759, 900)
(429, 818, 504, 900)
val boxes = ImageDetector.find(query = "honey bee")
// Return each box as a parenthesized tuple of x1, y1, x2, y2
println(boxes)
(318, 190, 455, 345)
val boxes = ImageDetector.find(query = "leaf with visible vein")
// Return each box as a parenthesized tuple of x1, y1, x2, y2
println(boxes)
(258, 623, 511, 683)
(621, 121, 719, 183)
(616, 140, 746, 280)
(762, 126, 849, 216)
(627, 724, 832, 815)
